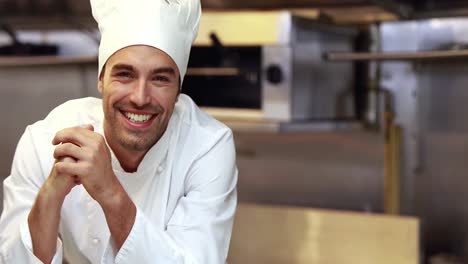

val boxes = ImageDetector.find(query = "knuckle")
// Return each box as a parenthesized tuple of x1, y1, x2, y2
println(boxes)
(53, 147, 61, 158)
(53, 132, 62, 142)
(66, 143, 76, 153)
(59, 127, 71, 136)
(62, 156, 75, 163)
(56, 128, 65, 136)
(92, 136, 106, 154)
(54, 129, 70, 143)
(85, 163, 93, 171)
(91, 142, 99, 152)
(54, 163, 63, 174)
(97, 136, 106, 148)
(89, 152, 96, 161)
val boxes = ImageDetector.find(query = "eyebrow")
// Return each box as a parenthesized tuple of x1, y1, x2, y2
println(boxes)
(111, 64, 176, 77)
(111, 63, 135, 72)
(151, 67, 176, 77)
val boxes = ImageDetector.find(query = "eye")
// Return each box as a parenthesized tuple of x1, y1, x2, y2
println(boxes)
(153, 75, 170, 82)
(114, 71, 132, 79)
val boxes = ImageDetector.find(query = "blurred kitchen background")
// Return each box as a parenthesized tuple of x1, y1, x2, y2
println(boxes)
(3, 0, 468, 263)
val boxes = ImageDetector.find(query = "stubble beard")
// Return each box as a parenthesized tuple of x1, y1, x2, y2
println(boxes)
(110, 113, 163, 152)
(105, 103, 164, 153)
(115, 126, 157, 151)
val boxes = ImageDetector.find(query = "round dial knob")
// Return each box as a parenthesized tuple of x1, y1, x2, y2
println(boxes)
(266, 64, 283, 84)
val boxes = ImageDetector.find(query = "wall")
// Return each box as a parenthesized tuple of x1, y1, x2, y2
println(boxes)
(0, 62, 99, 213)
(234, 130, 384, 211)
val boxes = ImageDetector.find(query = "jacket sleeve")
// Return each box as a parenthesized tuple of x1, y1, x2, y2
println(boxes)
(101, 130, 238, 264)
(0, 126, 63, 264)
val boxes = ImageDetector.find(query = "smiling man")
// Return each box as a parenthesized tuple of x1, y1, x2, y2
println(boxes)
(0, 0, 238, 263)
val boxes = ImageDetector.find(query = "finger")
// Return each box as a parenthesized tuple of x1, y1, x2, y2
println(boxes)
(54, 161, 90, 178)
(54, 156, 76, 175)
(52, 126, 95, 146)
(54, 143, 85, 161)
(53, 157, 80, 184)
(57, 156, 76, 163)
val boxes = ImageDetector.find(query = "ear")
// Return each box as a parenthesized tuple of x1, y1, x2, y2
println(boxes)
(98, 72, 104, 93)
(98, 80, 103, 93)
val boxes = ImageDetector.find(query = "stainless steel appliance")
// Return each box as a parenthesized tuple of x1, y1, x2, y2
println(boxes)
(379, 18, 468, 260)
(183, 11, 357, 121)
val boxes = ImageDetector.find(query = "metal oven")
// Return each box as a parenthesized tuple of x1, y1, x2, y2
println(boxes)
(182, 11, 357, 122)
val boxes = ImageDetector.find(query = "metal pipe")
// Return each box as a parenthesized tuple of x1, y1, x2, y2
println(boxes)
(325, 50, 468, 61)
(384, 121, 401, 215)
(186, 67, 240, 76)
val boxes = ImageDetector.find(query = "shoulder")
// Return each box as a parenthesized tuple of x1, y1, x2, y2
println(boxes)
(174, 94, 233, 143)
(30, 97, 103, 134)
(167, 95, 237, 199)
(169, 94, 235, 164)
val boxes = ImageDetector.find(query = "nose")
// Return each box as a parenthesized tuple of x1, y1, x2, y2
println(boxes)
(129, 79, 151, 107)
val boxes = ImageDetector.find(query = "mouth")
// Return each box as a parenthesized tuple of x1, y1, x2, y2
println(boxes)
(121, 110, 156, 128)
(123, 111, 153, 123)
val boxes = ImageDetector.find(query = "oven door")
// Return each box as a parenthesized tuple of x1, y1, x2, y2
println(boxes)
(182, 46, 262, 110)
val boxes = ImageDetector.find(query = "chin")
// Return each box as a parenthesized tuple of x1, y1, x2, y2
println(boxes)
(118, 134, 157, 152)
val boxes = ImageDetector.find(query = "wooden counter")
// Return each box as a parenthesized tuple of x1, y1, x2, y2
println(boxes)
(228, 203, 419, 264)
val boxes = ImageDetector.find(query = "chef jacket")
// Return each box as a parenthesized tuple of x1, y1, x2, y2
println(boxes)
(0, 94, 238, 263)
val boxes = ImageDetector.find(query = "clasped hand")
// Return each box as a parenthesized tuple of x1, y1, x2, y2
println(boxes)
(50, 125, 118, 205)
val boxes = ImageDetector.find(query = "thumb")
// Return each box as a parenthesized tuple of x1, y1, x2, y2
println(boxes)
(80, 124, 94, 131)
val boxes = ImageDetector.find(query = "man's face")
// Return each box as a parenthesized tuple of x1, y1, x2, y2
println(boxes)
(99, 45, 180, 154)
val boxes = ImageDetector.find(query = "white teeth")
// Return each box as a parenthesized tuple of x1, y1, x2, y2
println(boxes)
(124, 112, 152, 123)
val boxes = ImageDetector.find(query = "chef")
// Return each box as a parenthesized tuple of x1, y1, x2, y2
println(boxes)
(0, 0, 238, 263)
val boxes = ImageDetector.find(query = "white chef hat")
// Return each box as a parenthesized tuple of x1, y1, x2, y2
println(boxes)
(91, 0, 201, 83)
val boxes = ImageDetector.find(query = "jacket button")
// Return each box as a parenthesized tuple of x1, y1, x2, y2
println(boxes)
(157, 166, 164, 173)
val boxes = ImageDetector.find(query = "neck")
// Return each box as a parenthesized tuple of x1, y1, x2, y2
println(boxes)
(113, 147, 146, 173)
(104, 131, 147, 173)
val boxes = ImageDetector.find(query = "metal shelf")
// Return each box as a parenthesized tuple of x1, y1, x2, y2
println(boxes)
(0, 55, 96, 67)
(325, 50, 468, 61)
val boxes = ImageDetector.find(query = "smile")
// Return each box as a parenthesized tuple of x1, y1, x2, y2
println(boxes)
(123, 111, 154, 123)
